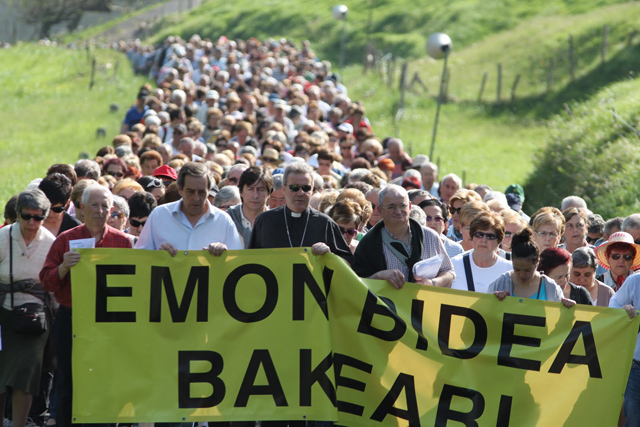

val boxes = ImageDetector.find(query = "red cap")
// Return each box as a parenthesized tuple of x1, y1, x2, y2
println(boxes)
(153, 165, 177, 180)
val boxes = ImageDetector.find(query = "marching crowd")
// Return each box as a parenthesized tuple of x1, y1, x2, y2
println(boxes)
(3, 33, 640, 427)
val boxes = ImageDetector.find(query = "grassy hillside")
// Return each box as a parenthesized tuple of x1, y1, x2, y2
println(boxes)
(0, 45, 148, 209)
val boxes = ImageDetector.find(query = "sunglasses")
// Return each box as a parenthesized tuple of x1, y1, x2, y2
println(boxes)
(426, 215, 445, 223)
(611, 253, 634, 261)
(107, 170, 125, 178)
(473, 231, 498, 240)
(339, 226, 357, 237)
(146, 178, 163, 189)
(110, 212, 124, 220)
(21, 213, 45, 221)
(449, 206, 462, 215)
(50, 206, 65, 214)
(130, 219, 146, 228)
(288, 184, 313, 193)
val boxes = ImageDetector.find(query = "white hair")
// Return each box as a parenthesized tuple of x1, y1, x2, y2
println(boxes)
(171, 89, 186, 104)
(561, 195, 587, 211)
(441, 173, 462, 189)
(81, 183, 113, 208)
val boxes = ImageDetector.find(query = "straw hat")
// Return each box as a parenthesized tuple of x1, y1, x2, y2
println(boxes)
(595, 231, 640, 270)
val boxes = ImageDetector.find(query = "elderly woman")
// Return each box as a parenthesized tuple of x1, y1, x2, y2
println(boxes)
(595, 231, 640, 292)
(212, 186, 241, 211)
(561, 207, 590, 253)
(570, 246, 615, 307)
(107, 195, 129, 231)
(531, 207, 565, 252)
(328, 200, 363, 253)
(538, 248, 592, 304)
(450, 210, 513, 293)
(489, 228, 574, 306)
(447, 189, 483, 242)
(103, 157, 129, 182)
(458, 201, 489, 251)
(0, 190, 55, 427)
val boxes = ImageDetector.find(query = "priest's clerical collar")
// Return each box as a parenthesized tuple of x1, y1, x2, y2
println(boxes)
(291, 211, 302, 218)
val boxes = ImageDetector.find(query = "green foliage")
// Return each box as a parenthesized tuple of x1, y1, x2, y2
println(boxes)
(0, 45, 148, 213)
(523, 79, 640, 217)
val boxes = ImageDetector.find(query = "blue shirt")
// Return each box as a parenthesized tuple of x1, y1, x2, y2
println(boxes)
(610, 274, 640, 361)
(123, 105, 148, 129)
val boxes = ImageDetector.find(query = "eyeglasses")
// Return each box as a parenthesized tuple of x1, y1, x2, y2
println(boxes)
(504, 231, 513, 238)
(107, 170, 124, 178)
(288, 184, 313, 193)
(383, 203, 409, 212)
(473, 231, 498, 240)
(611, 253, 634, 261)
(130, 218, 146, 228)
(449, 206, 462, 215)
(535, 230, 559, 239)
(228, 177, 238, 184)
(269, 196, 286, 204)
(339, 226, 358, 237)
(21, 213, 45, 222)
(586, 236, 599, 244)
(219, 205, 234, 210)
(110, 212, 124, 220)
(426, 215, 445, 223)
(340, 146, 352, 151)
(50, 206, 65, 214)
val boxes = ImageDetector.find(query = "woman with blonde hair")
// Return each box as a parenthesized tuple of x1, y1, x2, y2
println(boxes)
(112, 178, 144, 201)
(531, 207, 565, 252)
(447, 189, 483, 242)
(458, 201, 490, 251)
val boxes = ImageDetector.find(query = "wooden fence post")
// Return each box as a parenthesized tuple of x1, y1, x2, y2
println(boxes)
(89, 58, 96, 90)
(478, 71, 488, 102)
(399, 62, 408, 108)
(511, 74, 521, 102)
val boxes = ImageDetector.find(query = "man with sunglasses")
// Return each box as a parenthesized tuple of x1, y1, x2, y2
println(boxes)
(249, 162, 353, 263)
(41, 183, 132, 427)
(353, 184, 454, 289)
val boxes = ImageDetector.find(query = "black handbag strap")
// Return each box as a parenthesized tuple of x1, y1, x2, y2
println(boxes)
(9, 224, 14, 308)
(463, 253, 475, 292)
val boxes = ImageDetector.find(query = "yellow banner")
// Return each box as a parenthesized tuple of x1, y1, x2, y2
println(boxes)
(71, 248, 639, 426)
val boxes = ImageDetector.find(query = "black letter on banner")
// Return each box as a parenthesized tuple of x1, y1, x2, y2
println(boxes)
(95, 265, 136, 323)
(292, 264, 332, 321)
(299, 349, 336, 406)
(235, 350, 287, 407)
(357, 291, 406, 341)
(548, 321, 602, 378)
(370, 373, 420, 426)
(435, 384, 485, 427)
(334, 353, 373, 416)
(178, 351, 225, 408)
(438, 305, 487, 359)
(496, 395, 513, 427)
(498, 313, 545, 371)
(223, 265, 277, 323)
(411, 299, 429, 351)
(149, 266, 209, 322)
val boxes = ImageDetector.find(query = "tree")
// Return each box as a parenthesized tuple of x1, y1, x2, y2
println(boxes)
(14, 0, 112, 37)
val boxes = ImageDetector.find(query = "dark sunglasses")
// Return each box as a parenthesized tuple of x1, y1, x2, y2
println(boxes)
(107, 171, 124, 178)
(449, 206, 462, 215)
(611, 253, 634, 261)
(21, 213, 45, 221)
(473, 231, 498, 240)
(586, 236, 599, 244)
(339, 226, 357, 237)
(288, 184, 313, 193)
(426, 215, 445, 223)
(50, 206, 65, 214)
(130, 219, 146, 228)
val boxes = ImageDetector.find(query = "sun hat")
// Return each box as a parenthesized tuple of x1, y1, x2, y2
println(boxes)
(595, 231, 640, 270)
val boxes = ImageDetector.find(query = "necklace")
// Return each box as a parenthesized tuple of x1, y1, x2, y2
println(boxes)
(283, 206, 310, 247)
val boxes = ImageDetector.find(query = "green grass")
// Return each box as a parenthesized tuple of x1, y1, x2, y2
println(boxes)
(0, 45, 148, 213)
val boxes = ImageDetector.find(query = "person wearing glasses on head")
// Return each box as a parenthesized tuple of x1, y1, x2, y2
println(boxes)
(595, 232, 640, 292)
(450, 211, 512, 293)
(354, 184, 454, 289)
(489, 228, 575, 307)
(249, 163, 353, 264)
(38, 173, 81, 236)
(0, 190, 55, 427)
(103, 157, 128, 182)
(126, 192, 156, 239)
(419, 198, 464, 260)
(530, 207, 565, 252)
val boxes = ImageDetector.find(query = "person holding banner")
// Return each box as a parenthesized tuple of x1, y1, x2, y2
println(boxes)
(353, 184, 454, 289)
(610, 274, 640, 426)
(135, 161, 242, 254)
(489, 228, 575, 306)
(40, 183, 132, 427)
(537, 247, 593, 305)
(227, 166, 273, 248)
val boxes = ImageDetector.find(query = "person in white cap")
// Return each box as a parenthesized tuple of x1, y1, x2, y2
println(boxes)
(195, 89, 219, 125)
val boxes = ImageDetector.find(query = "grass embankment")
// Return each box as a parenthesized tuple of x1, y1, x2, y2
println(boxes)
(0, 45, 148, 210)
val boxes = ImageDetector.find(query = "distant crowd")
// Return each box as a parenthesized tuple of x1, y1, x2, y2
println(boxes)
(3, 33, 640, 427)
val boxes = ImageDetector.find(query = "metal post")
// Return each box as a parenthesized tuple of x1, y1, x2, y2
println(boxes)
(339, 17, 347, 73)
(429, 49, 449, 160)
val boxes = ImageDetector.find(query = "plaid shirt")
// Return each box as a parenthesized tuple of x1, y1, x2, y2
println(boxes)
(40, 224, 132, 308)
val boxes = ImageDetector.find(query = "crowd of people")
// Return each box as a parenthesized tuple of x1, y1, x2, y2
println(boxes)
(2, 33, 640, 427)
